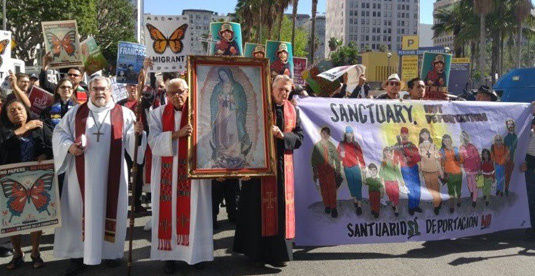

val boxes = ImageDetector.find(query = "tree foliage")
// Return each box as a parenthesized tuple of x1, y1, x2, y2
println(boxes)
(268, 16, 308, 57)
(330, 42, 359, 67)
(1, 0, 134, 67)
(433, 0, 535, 85)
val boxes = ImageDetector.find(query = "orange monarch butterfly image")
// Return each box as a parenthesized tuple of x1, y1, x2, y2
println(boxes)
(146, 23, 188, 54)
(45, 30, 76, 57)
(0, 39, 9, 67)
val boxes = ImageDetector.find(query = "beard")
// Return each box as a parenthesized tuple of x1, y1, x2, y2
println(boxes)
(94, 97, 108, 107)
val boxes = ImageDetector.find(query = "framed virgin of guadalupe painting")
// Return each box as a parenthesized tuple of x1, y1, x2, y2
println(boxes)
(187, 55, 276, 178)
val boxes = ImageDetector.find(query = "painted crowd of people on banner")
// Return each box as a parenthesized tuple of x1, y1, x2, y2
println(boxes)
(310, 121, 517, 219)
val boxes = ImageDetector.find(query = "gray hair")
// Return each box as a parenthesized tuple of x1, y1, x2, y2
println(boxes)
(272, 74, 293, 89)
(89, 76, 112, 91)
(166, 78, 189, 91)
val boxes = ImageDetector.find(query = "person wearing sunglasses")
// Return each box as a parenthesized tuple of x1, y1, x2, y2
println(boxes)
(377, 74, 405, 100)
(40, 52, 88, 103)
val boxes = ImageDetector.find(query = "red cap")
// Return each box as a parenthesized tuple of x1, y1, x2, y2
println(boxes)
(401, 127, 409, 134)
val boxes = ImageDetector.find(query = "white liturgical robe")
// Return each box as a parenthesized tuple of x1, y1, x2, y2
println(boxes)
(149, 105, 213, 264)
(52, 99, 146, 265)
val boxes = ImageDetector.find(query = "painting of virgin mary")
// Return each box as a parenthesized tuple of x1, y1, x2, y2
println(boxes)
(209, 67, 252, 168)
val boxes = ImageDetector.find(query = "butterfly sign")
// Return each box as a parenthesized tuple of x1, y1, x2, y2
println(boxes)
(144, 15, 191, 73)
(0, 31, 12, 80)
(41, 20, 83, 69)
(0, 160, 61, 237)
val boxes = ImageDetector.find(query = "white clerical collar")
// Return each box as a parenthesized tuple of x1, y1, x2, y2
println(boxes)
(88, 99, 115, 113)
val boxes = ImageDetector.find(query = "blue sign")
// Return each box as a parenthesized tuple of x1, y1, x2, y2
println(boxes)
(398, 47, 448, 56)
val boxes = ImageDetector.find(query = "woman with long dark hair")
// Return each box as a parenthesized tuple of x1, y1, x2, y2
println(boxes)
(0, 99, 52, 270)
(418, 128, 444, 215)
(40, 78, 77, 133)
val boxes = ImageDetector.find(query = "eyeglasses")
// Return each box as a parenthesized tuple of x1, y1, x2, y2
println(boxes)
(168, 89, 188, 96)
(90, 87, 109, 92)
(389, 81, 400, 86)
(67, 73, 81, 77)
(59, 86, 73, 90)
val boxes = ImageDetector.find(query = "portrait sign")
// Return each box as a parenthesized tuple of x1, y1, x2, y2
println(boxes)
(0, 31, 12, 80)
(144, 14, 191, 73)
(421, 52, 452, 93)
(187, 56, 276, 178)
(209, 22, 243, 56)
(80, 37, 108, 76)
(244, 43, 265, 59)
(116, 41, 146, 84)
(0, 160, 61, 238)
(293, 57, 308, 86)
(266, 40, 293, 79)
(41, 20, 83, 69)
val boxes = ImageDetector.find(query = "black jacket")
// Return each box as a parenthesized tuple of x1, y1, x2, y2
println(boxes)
(332, 83, 371, 98)
(0, 124, 53, 165)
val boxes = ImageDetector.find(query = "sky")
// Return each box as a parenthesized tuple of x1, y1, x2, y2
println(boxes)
(144, 0, 534, 25)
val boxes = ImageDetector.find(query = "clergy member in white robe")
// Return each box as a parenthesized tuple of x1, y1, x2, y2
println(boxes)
(149, 78, 213, 274)
(52, 76, 146, 275)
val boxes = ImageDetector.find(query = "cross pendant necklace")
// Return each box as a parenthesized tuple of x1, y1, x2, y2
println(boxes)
(90, 110, 110, 142)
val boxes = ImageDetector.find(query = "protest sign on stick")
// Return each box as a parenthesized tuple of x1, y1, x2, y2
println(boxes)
(116, 41, 146, 85)
(144, 15, 191, 73)
(41, 20, 83, 69)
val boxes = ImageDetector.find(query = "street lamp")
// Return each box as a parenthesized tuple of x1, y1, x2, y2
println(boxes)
(387, 52, 392, 76)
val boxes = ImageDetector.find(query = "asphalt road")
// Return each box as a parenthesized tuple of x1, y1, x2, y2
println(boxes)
(1, 203, 535, 276)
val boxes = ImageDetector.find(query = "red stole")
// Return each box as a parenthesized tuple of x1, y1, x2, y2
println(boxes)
(158, 102, 191, 250)
(74, 103, 124, 243)
(261, 100, 297, 239)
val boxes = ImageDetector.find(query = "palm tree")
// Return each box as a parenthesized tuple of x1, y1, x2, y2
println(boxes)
(291, 0, 299, 55)
(276, 0, 292, 41)
(474, 0, 494, 78)
(328, 37, 339, 56)
(433, 0, 478, 57)
(514, 0, 533, 68)
(310, 0, 318, 62)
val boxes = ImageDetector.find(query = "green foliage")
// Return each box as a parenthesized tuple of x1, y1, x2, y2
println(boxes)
(330, 42, 360, 67)
(1, 0, 134, 67)
(265, 16, 308, 57)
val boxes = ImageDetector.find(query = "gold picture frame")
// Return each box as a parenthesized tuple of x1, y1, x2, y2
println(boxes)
(187, 55, 276, 179)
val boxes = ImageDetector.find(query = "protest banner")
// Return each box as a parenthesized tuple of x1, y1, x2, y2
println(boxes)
(110, 77, 128, 102)
(116, 41, 146, 84)
(41, 20, 83, 69)
(244, 43, 265, 58)
(27, 86, 54, 117)
(266, 40, 293, 79)
(293, 57, 308, 86)
(294, 97, 531, 245)
(448, 58, 471, 95)
(318, 64, 366, 84)
(80, 37, 108, 76)
(302, 60, 340, 97)
(0, 31, 12, 80)
(421, 52, 452, 93)
(0, 160, 61, 238)
(144, 15, 191, 73)
(209, 22, 243, 56)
